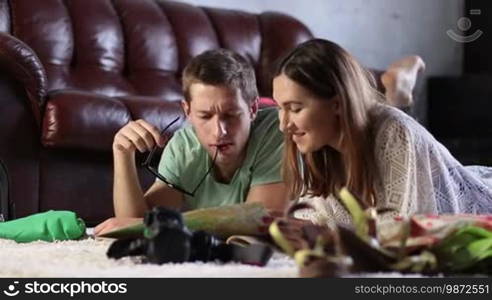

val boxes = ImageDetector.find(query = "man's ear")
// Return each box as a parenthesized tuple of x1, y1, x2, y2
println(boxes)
(249, 97, 259, 120)
(181, 100, 191, 118)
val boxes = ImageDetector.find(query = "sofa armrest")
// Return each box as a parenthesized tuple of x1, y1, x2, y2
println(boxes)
(0, 32, 47, 124)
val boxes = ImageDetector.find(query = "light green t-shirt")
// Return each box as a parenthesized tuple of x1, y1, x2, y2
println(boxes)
(157, 107, 283, 210)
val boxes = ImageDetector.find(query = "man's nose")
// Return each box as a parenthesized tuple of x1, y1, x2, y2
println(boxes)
(214, 118, 227, 138)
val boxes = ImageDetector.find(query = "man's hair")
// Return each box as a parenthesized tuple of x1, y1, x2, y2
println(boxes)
(182, 49, 258, 104)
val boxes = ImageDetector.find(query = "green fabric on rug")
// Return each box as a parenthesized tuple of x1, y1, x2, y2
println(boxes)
(0, 210, 86, 243)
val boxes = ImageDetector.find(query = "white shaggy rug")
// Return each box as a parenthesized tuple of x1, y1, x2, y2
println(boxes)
(0, 237, 298, 278)
(0, 228, 430, 278)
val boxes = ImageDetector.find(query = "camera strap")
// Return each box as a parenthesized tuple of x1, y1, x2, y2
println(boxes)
(214, 243, 273, 266)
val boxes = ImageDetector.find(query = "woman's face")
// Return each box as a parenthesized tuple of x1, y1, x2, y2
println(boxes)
(273, 74, 341, 153)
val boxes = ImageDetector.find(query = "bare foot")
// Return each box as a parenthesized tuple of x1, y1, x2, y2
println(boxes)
(381, 55, 426, 108)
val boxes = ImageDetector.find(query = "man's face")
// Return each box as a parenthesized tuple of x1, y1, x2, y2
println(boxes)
(182, 83, 257, 168)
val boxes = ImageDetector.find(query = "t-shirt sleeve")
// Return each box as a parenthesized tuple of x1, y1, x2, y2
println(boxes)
(157, 133, 182, 187)
(250, 119, 283, 186)
(374, 117, 418, 223)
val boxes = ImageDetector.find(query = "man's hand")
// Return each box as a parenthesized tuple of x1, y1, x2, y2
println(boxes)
(113, 119, 167, 155)
(94, 217, 143, 237)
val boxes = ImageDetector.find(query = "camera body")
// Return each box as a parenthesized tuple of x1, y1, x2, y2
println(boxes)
(143, 207, 193, 264)
(107, 207, 272, 265)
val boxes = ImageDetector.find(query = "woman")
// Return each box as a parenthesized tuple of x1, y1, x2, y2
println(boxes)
(272, 38, 492, 227)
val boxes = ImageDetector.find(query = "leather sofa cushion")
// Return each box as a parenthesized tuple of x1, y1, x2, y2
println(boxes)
(42, 90, 183, 151)
(4, 0, 311, 100)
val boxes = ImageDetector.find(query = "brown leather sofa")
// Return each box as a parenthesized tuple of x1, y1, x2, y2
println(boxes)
(0, 0, 312, 225)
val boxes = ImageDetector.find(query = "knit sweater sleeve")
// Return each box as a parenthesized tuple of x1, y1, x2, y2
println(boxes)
(373, 115, 419, 223)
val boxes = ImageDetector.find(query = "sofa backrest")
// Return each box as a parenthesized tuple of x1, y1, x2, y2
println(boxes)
(0, 0, 312, 99)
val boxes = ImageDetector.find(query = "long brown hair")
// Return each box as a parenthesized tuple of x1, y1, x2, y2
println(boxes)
(276, 39, 383, 206)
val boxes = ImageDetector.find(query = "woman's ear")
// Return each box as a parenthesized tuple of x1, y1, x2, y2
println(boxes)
(332, 96, 341, 115)
(181, 100, 191, 118)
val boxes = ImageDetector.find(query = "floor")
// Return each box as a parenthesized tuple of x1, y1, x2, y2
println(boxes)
(0, 238, 298, 278)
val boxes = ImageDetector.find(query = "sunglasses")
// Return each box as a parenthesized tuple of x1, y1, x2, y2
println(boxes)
(141, 116, 217, 197)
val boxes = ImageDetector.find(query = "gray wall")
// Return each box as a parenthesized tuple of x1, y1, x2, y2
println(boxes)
(176, 0, 465, 123)
(176, 0, 464, 77)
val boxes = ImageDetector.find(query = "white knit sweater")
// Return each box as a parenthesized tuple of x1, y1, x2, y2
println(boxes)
(295, 104, 492, 227)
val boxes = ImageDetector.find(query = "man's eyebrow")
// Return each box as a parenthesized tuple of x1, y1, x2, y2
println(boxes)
(223, 109, 242, 114)
(196, 109, 213, 114)
(279, 100, 302, 105)
(196, 108, 241, 114)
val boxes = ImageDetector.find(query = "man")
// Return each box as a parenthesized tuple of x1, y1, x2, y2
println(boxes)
(95, 49, 287, 235)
